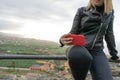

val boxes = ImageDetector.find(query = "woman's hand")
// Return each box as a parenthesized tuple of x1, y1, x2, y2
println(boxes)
(60, 33, 73, 46)
(109, 56, 120, 63)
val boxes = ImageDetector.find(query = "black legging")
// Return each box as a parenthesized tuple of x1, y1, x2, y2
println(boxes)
(66, 46, 113, 80)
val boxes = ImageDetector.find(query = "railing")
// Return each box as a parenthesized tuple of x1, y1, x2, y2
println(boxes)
(0, 55, 67, 60)
(0, 54, 119, 63)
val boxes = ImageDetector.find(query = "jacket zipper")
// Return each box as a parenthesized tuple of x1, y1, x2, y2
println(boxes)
(91, 23, 103, 49)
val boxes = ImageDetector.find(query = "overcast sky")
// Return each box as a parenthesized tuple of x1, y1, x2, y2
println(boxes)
(0, 0, 120, 43)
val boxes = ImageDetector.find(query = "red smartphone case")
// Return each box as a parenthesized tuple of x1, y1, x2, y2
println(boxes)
(67, 34, 85, 46)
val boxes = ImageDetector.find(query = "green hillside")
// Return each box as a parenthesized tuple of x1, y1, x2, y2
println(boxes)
(0, 32, 67, 68)
(0, 32, 66, 55)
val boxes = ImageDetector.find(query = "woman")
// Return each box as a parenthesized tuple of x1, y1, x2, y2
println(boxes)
(59, 0, 120, 80)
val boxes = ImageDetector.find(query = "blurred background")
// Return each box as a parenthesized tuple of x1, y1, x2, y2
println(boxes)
(0, 0, 119, 80)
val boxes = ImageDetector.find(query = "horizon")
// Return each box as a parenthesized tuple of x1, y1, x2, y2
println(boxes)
(0, 31, 120, 56)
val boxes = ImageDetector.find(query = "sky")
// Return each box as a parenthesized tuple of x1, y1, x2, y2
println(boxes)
(0, 0, 120, 43)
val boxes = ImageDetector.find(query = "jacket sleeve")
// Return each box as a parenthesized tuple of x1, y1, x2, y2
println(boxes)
(105, 12, 119, 60)
(70, 7, 84, 34)
(59, 7, 84, 47)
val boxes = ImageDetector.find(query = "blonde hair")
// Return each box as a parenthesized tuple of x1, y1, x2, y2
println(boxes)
(86, 0, 113, 13)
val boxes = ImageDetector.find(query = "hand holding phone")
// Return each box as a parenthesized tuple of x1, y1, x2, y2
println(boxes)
(66, 34, 85, 46)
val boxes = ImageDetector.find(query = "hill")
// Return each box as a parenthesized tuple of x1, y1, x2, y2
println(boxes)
(0, 32, 66, 55)
(0, 32, 119, 78)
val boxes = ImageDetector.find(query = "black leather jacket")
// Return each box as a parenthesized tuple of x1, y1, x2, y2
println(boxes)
(61, 7, 118, 59)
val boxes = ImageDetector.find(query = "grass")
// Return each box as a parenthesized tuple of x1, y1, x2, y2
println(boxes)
(0, 33, 67, 68)
(0, 33, 67, 55)
(0, 60, 36, 68)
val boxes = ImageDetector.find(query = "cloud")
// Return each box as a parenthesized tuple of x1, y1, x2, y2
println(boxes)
(0, 0, 88, 31)
(0, 0, 68, 20)
(0, 0, 76, 30)
(0, 0, 119, 21)
(0, 0, 88, 20)
(0, 0, 120, 42)
(0, 19, 21, 30)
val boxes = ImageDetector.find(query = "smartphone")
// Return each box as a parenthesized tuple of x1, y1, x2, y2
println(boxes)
(66, 34, 85, 46)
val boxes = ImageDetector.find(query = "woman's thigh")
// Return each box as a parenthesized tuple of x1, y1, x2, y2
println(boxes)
(66, 46, 92, 62)
(89, 50, 113, 80)
(66, 46, 93, 80)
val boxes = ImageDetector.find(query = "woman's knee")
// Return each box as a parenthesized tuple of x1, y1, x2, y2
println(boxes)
(67, 46, 93, 63)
